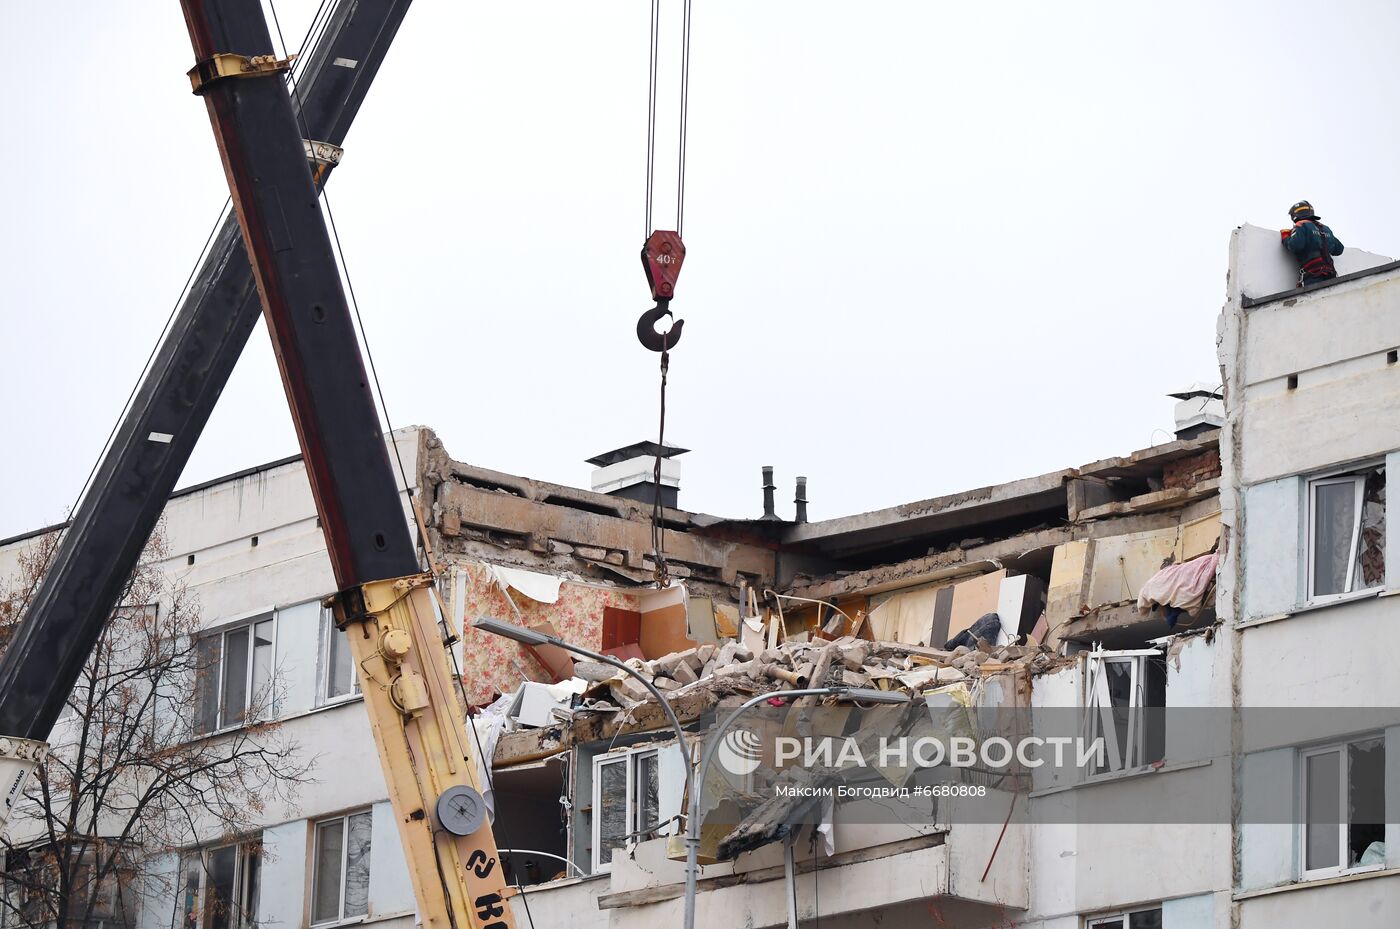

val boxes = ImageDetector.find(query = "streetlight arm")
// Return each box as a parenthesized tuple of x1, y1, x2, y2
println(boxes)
(684, 687, 838, 929)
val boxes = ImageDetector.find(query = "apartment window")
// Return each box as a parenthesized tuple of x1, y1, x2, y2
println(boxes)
(197, 618, 275, 732)
(590, 748, 661, 872)
(1081, 650, 1166, 776)
(180, 841, 261, 929)
(319, 607, 361, 704)
(311, 811, 372, 925)
(1307, 466, 1385, 601)
(1087, 907, 1161, 929)
(1301, 737, 1386, 878)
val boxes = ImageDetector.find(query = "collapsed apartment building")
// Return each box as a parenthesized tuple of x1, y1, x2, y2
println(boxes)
(421, 410, 1229, 929)
(0, 407, 1227, 929)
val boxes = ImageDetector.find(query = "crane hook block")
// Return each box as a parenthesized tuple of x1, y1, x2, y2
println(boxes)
(637, 303, 684, 353)
(641, 230, 686, 302)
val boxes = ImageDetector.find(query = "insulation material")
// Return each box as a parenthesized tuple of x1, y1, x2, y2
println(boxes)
(713, 603, 741, 638)
(1046, 540, 1092, 630)
(945, 570, 1007, 645)
(1045, 512, 1223, 637)
(868, 584, 943, 645)
(687, 596, 720, 645)
(1180, 511, 1223, 561)
(997, 574, 1047, 640)
(454, 561, 639, 704)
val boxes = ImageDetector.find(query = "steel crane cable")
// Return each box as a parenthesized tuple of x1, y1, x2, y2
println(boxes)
(642, 0, 693, 238)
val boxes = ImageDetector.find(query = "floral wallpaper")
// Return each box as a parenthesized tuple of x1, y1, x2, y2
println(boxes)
(454, 561, 639, 705)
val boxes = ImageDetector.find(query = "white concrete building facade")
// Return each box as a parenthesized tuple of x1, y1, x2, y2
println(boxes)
(1219, 224, 1400, 924)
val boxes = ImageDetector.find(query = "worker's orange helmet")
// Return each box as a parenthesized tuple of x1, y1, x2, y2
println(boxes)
(1289, 200, 1317, 222)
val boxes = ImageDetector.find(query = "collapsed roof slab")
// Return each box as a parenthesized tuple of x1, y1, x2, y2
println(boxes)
(779, 469, 1075, 561)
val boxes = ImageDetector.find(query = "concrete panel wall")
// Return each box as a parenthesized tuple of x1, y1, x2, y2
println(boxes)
(1239, 364, 1400, 485)
(1240, 478, 1301, 620)
(259, 819, 309, 929)
(367, 801, 415, 918)
(1240, 597, 1400, 708)
(1162, 891, 1225, 929)
(1230, 223, 1391, 306)
(1239, 748, 1295, 891)
(1243, 271, 1400, 387)
(1239, 873, 1400, 928)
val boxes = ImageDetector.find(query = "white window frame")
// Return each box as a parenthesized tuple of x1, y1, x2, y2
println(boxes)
(310, 810, 373, 926)
(200, 615, 278, 732)
(1085, 907, 1161, 929)
(1307, 474, 1364, 603)
(318, 606, 361, 706)
(1080, 649, 1162, 776)
(590, 747, 661, 873)
(180, 838, 262, 929)
(1299, 739, 1386, 880)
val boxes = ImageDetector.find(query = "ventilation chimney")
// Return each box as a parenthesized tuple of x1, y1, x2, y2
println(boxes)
(587, 441, 688, 508)
(760, 466, 779, 521)
(1168, 384, 1224, 440)
(794, 476, 809, 523)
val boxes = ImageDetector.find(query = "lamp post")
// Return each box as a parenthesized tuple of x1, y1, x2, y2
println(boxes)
(682, 686, 910, 929)
(471, 617, 911, 929)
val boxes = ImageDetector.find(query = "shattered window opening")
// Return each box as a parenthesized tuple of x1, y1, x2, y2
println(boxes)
(311, 811, 372, 925)
(1301, 737, 1386, 879)
(1081, 650, 1166, 776)
(1307, 466, 1385, 602)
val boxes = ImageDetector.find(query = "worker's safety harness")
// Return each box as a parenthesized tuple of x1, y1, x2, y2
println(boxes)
(1296, 220, 1337, 281)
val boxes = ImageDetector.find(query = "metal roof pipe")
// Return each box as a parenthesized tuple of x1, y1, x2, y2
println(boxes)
(761, 465, 779, 520)
(794, 476, 808, 523)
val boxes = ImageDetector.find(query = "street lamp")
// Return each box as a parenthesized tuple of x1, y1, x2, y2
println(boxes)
(683, 685, 910, 929)
(471, 617, 911, 929)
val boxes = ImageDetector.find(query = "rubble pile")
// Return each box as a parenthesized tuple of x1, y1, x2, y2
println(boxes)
(561, 626, 1062, 721)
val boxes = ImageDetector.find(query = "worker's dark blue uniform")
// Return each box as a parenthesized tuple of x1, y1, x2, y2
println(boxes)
(1283, 219, 1345, 284)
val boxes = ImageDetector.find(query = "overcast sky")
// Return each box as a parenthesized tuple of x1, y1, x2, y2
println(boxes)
(3, 1, 1399, 540)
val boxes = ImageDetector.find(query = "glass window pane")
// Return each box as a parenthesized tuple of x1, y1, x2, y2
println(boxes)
(343, 812, 372, 918)
(1348, 738, 1386, 866)
(181, 858, 202, 929)
(1129, 909, 1163, 929)
(221, 628, 250, 727)
(196, 636, 221, 734)
(1354, 471, 1386, 590)
(251, 621, 274, 717)
(206, 846, 237, 929)
(326, 620, 353, 700)
(636, 753, 660, 837)
(1313, 481, 1357, 596)
(597, 760, 628, 868)
(241, 845, 261, 929)
(1306, 751, 1341, 871)
(312, 820, 345, 924)
(1088, 919, 1125, 929)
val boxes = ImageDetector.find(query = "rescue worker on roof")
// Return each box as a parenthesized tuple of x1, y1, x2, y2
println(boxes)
(1281, 200, 1344, 286)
